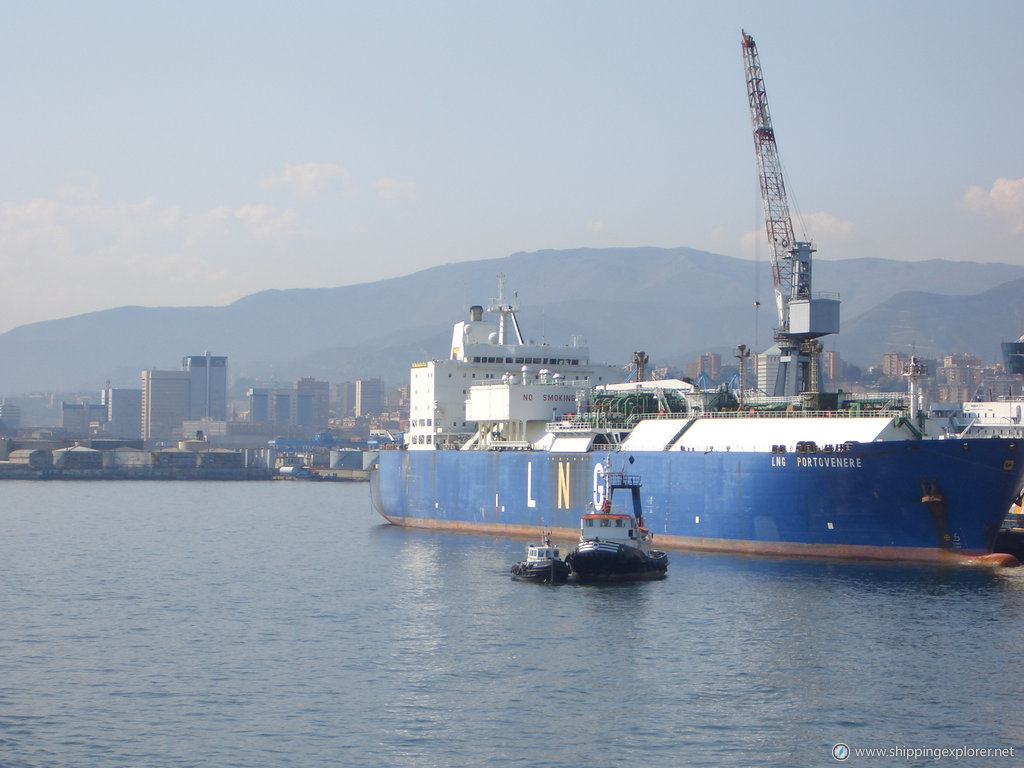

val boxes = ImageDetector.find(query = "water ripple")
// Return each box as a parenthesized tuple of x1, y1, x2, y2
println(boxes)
(0, 481, 1022, 766)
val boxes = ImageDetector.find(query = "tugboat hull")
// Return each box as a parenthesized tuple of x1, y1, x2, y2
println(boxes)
(510, 559, 571, 583)
(566, 540, 668, 582)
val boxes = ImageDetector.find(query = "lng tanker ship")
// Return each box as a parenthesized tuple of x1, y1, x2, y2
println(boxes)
(371, 292, 1024, 567)
(372, 32, 1024, 565)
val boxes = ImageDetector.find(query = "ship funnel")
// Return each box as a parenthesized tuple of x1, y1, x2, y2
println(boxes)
(469, 305, 483, 322)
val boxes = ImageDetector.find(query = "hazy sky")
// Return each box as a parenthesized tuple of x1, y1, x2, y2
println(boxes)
(1, 1, 1021, 333)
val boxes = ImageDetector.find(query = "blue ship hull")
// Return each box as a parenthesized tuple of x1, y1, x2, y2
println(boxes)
(372, 438, 1024, 565)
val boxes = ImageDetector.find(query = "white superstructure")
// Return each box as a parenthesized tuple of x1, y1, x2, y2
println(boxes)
(406, 280, 616, 450)
(933, 400, 1024, 439)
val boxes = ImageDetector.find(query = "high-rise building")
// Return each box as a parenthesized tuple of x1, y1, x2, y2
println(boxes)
(142, 354, 228, 442)
(247, 383, 319, 436)
(182, 353, 228, 420)
(335, 381, 357, 417)
(60, 401, 107, 435)
(699, 352, 722, 380)
(102, 385, 142, 439)
(249, 388, 270, 424)
(0, 402, 22, 429)
(685, 352, 723, 382)
(272, 391, 292, 425)
(296, 378, 330, 429)
(881, 352, 905, 378)
(355, 378, 383, 418)
(823, 350, 842, 382)
(142, 370, 191, 441)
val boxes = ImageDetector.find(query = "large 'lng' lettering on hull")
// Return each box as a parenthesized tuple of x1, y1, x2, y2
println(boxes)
(558, 461, 571, 509)
(525, 460, 572, 509)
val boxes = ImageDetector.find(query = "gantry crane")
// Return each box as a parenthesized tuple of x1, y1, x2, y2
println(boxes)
(741, 30, 840, 396)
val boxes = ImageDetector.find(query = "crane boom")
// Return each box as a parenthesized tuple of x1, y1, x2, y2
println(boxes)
(741, 30, 839, 396)
(742, 29, 799, 331)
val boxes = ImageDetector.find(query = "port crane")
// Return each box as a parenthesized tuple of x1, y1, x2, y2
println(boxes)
(741, 30, 840, 396)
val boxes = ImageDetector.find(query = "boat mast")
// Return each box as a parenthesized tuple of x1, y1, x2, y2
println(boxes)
(488, 273, 524, 345)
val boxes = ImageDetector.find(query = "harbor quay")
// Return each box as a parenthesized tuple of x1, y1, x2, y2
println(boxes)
(0, 436, 375, 481)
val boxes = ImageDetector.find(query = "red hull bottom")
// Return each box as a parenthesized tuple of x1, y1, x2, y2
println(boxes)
(377, 514, 1020, 568)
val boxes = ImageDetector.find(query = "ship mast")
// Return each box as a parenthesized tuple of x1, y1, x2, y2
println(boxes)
(488, 273, 524, 345)
(741, 30, 839, 396)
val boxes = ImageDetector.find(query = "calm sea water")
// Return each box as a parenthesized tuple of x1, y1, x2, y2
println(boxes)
(1, 480, 1023, 768)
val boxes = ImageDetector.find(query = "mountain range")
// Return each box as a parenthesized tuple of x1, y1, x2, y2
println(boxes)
(3, 246, 1024, 396)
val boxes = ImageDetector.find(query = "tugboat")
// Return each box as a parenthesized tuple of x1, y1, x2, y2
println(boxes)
(565, 461, 668, 582)
(994, 504, 1024, 561)
(510, 533, 571, 584)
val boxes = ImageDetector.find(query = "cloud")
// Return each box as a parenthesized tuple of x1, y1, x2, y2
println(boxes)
(261, 162, 357, 199)
(0, 190, 303, 328)
(0, 195, 300, 258)
(0, 197, 75, 258)
(217, 204, 299, 239)
(56, 175, 99, 202)
(586, 219, 605, 233)
(374, 177, 416, 200)
(963, 177, 1024, 233)
(799, 212, 855, 240)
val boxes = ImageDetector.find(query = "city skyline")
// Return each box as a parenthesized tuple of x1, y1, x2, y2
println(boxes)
(0, 2, 1021, 334)
(3, 345, 1017, 438)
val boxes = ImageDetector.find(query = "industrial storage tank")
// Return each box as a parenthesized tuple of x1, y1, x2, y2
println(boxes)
(53, 446, 103, 471)
(9, 448, 53, 471)
(102, 447, 154, 471)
